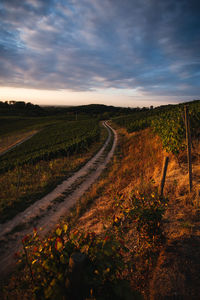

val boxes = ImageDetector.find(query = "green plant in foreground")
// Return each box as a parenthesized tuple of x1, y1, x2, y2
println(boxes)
(114, 191, 166, 242)
(151, 110, 186, 155)
(19, 224, 137, 299)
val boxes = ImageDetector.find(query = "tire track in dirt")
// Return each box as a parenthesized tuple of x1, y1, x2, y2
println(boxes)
(0, 121, 117, 278)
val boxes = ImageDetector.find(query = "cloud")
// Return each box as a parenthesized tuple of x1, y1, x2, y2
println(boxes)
(0, 0, 200, 100)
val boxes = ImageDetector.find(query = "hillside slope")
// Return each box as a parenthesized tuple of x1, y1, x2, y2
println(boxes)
(73, 125, 200, 298)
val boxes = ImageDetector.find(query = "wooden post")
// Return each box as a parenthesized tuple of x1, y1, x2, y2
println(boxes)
(160, 156, 169, 198)
(184, 105, 193, 192)
(65, 252, 87, 300)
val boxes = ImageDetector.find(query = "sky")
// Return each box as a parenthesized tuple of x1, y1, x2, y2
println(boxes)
(0, 0, 200, 107)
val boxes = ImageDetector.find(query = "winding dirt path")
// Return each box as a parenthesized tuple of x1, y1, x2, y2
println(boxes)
(0, 121, 117, 278)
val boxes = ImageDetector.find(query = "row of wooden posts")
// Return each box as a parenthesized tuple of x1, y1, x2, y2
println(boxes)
(160, 105, 193, 197)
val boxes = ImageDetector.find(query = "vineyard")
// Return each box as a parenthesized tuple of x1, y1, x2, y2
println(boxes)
(112, 100, 200, 154)
(0, 116, 103, 222)
(0, 119, 100, 173)
(0, 115, 69, 137)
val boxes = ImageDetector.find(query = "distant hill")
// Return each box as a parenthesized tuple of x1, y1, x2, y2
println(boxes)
(1, 100, 199, 118)
(0, 102, 135, 118)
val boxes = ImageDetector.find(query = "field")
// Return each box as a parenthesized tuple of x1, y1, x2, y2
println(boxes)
(0, 114, 103, 222)
(0, 119, 100, 173)
(0, 115, 75, 154)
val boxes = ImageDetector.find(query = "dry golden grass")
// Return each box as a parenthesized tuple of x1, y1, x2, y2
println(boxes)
(69, 126, 200, 299)
(73, 128, 164, 235)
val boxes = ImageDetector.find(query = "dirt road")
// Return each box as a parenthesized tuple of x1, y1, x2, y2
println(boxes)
(0, 121, 117, 278)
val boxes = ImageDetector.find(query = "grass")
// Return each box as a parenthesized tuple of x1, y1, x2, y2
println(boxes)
(179, 220, 195, 229)
(62, 126, 165, 239)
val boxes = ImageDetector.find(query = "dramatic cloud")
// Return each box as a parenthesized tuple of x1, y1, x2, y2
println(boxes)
(0, 0, 200, 103)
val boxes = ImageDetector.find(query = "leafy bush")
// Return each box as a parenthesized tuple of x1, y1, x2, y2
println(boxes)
(151, 110, 186, 155)
(112, 190, 167, 247)
(20, 225, 136, 300)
